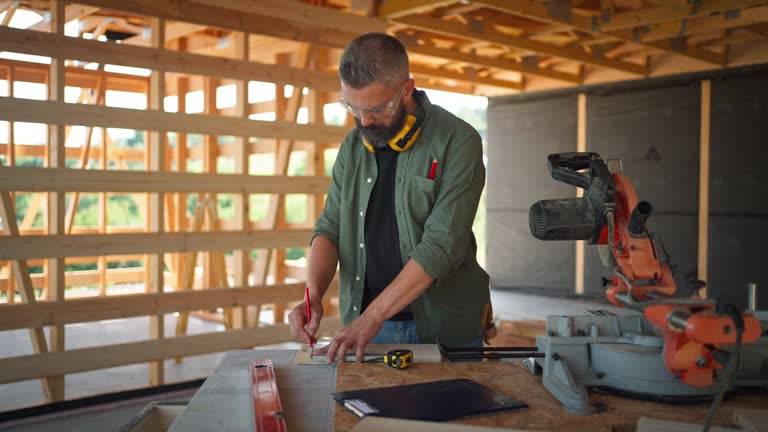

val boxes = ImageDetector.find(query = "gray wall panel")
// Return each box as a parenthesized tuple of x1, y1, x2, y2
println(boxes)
(709, 73, 768, 309)
(583, 85, 700, 298)
(487, 95, 577, 292)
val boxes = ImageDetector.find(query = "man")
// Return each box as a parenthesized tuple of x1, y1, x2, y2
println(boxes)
(288, 33, 491, 363)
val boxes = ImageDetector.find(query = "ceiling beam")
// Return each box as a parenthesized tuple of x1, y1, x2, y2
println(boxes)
(653, 5, 768, 40)
(403, 40, 581, 84)
(646, 0, 691, 8)
(74, 0, 357, 50)
(394, 14, 647, 75)
(474, 0, 725, 66)
(409, 63, 522, 90)
(189, 0, 386, 36)
(599, 0, 768, 32)
(0, 26, 340, 92)
(122, 22, 208, 46)
(28, 4, 99, 31)
(377, 0, 461, 18)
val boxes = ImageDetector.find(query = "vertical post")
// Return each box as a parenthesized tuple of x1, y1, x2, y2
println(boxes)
(6, 64, 16, 304)
(575, 93, 587, 296)
(175, 74, 189, 293)
(203, 77, 219, 291)
(98, 127, 108, 296)
(698, 80, 711, 299)
(47, 0, 66, 402)
(148, 16, 166, 386)
(232, 32, 250, 329)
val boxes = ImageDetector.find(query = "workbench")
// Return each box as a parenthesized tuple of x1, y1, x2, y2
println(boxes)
(168, 349, 768, 431)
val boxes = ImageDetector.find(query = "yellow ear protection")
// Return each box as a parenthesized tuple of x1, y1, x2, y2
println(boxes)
(361, 108, 425, 153)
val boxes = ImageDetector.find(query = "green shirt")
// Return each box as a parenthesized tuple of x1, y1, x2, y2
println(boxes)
(312, 90, 490, 346)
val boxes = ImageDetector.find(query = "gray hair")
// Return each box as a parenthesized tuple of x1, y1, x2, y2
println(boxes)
(339, 33, 409, 89)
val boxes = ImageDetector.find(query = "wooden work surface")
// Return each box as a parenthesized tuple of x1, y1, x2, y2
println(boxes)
(334, 361, 768, 432)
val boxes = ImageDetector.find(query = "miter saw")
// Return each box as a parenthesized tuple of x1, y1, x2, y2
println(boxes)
(524, 152, 768, 415)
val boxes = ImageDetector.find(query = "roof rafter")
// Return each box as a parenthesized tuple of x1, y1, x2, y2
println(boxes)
(409, 63, 523, 90)
(474, 0, 725, 66)
(600, 0, 768, 32)
(377, 0, 462, 18)
(393, 14, 647, 75)
(74, 0, 358, 49)
(28, 4, 99, 31)
(189, 0, 386, 36)
(122, 22, 208, 46)
(0, 1, 18, 26)
(402, 39, 581, 84)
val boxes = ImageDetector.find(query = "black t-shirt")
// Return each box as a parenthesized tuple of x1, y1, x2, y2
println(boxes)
(362, 146, 413, 321)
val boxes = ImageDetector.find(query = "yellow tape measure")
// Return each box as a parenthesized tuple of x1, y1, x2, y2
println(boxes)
(384, 349, 413, 369)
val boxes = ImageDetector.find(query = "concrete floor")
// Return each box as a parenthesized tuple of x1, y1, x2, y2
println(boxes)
(0, 290, 626, 431)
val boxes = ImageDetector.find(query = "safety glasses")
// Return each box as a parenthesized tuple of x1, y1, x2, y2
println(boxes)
(338, 84, 405, 120)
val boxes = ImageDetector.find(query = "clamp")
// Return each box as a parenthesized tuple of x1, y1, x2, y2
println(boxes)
(384, 349, 413, 369)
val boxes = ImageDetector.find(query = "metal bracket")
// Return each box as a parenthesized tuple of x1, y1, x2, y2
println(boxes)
(548, 0, 573, 22)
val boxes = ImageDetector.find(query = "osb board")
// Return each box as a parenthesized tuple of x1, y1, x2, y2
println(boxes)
(334, 361, 768, 432)
(488, 320, 546, 347)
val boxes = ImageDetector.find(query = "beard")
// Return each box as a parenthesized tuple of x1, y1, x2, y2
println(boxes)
(355, 101, 409, 150)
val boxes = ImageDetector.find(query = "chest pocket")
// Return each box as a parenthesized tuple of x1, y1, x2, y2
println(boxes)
(407, 176, 437, 225)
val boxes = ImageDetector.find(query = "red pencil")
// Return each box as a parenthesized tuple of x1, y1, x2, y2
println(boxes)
(428, 159, 438, 180)
(304, 286, 314, 352)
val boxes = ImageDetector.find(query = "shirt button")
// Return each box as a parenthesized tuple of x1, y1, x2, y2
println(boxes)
(360, 211, 364, 216)
(356, 276, 360, 281)
(359, 243, 364, 248)
(367, 178, 372, 183)
(353, 306, 358, 312)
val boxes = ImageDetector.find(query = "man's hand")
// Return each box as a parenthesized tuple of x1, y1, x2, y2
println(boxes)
(288, 300, 324, 345)
(316, 312, 384, 364)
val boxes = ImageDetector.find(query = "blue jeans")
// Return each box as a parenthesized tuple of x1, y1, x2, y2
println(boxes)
(370, 320, 420, 344)
(370, 320, 483, 362)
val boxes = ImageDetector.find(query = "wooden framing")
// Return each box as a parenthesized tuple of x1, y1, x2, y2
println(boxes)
(575, 93, 587, 295)
(0, 190, 56, 400)
(487, 1, 724, 66)
(698, 80, 711, 299)
(47, 0, 66, 402)
(74, 0, 358, 50)
(0, 281, 340, 331)
(147, 16, 166, 386)
(392, 14, 647, 75)
(0, 317, 343, 385)
(0, 97, 348, 143)
(0, 230, 314, 261)
(0, 27, 341, 93)
(232, 31, 250, 330)
(0, 167, 331, 194)
(378, 0, 462, 18)
(403, 42, 582, 84)
(191, 0, 386, 36)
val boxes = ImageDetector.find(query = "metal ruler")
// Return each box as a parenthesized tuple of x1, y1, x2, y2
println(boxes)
(250, 359, 288, 432)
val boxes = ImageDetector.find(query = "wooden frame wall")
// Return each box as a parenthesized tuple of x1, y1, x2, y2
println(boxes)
(0, 1, 348, 404)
